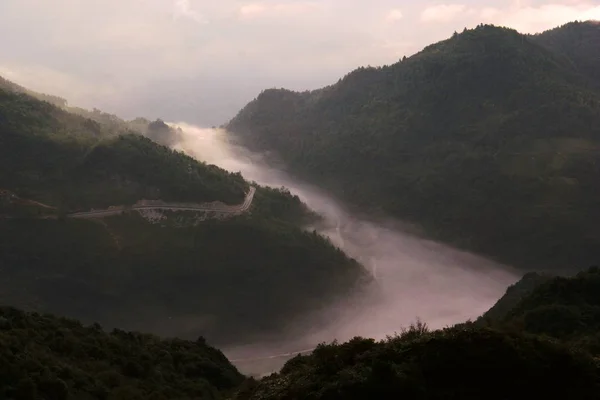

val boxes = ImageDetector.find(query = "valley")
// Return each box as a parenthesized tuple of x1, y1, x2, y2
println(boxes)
(0, 13, 599, 400)
(227, 21, 600, 274)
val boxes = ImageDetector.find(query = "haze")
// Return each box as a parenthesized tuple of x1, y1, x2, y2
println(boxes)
(1, 1, 599, 126)
(172, 124, 518, 375)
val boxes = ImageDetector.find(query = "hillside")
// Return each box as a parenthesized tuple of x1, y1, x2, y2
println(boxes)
(234, 266, 600, 399)
(0, 86, 247, 210)
(494, 267, 600, 348)
(478, 271, 553, 322)
(233, 324, 599, 400)
(7, 275, 600, 400)
(0, 79, 369, 347)
(227, 22, 600, 272)
(532, 21, 600, 87)
(472, 265, 600, 360)
(0, 307, 243, 400)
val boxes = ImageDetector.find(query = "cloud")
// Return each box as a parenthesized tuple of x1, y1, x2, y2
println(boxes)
(0, 63, 120, 108)
(385, 9, 404, 23)
(421, 4, 467, 23)
(238, 2, 322, 19)
(174, 0, 208, 23)
(480, 7, 501, 19)
(487, 3, 600, 33)
(0, 0, 599, 126)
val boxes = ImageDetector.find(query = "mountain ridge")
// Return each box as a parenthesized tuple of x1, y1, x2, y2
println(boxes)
(227, 21, 600, 272)
(0, 76, 370, 348)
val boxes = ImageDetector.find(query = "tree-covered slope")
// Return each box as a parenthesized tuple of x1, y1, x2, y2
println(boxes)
(472, 266, 600, 361)
(227, 23, 600, 272)
(0, 79, 369, 348)
(0, 212, 367, 347)
(0, 86, 247, 209)
(532, 21, 600, 87)
(0, 307, 243, 400)
(478, 271, 553, 322)
(233, 324, 600, 400)
(495, 267, 600, 346)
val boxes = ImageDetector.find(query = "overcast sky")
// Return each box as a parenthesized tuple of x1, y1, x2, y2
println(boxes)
(0, 0, 599, 125)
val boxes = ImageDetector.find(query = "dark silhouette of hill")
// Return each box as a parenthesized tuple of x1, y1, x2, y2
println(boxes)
(227, 22, 600, 272)
(488, 266, 600, 352)
(233, 323, 599, 400)
(532, 21, 600, 87)
(0, 78, 368, 347)
(0, 307, 243, 399)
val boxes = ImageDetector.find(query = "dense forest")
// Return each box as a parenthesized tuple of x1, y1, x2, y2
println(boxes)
(235, 326, 599, 399)
(0, 77, 369, 347)
(4, 266, 600, 399)
(0, 86, 247, 209)
(227, 21, 600, 273)
(4, 19, 600, 399)
(0, 307, 243, 400)
(487, 266, 600, 351)
(0, 213, 366, 346)
(234, 266, 600, 399)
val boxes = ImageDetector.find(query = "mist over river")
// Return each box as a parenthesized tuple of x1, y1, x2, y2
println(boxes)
(171, 123, 519, 375)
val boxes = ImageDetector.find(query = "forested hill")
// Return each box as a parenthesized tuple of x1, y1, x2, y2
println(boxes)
(0, 307, 243, 399)
(227, 22, 600, 272)
(0, 84, 247, 210)
(234, 265, 600, 399)
(7, 268, 600, 400)
(531, 21, 600, 87)
(0, 79, 369, 347)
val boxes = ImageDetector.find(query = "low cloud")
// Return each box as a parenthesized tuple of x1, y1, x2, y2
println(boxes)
(238, 2, 323, 19)
(385, 9, 404, 23)
(421, 4, 467, 23)
(174, 0, 208, 23)
(486, 3, 600, 33)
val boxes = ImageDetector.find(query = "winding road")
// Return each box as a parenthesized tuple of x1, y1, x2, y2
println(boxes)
(68, 186, 256, 219)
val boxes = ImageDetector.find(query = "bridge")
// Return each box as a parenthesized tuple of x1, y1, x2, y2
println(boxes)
(68, 186, 256, 219)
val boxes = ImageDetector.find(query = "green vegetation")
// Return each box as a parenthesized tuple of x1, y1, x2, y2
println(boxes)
(5, 22, 600, 398)
(0, 214, 366, 347)
(233, 323, 599, 400)
(0, 86, 246, 209)
(486, 267, 600, 354)
(6, 266, 600, 399)
(227, 22, 600, 272)
(0, 76, 368, 348)
(233, 266, 600, 399)
(532, 21, 600, 87)
(0, 307, 243, 400)
(478, 271, 553, 322)
(0, 75, 67, 107)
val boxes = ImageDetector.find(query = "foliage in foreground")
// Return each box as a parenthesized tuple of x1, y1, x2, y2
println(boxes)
(0, 307, 243, 400)
(233, 323, 599, 400)
(492, 266, 600, 354)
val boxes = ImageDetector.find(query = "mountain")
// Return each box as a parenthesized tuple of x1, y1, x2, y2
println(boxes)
(0, 307, 243, 400)
(234, 265, 600, 399)
(0, 79, 369, 346)
(531, 21, 600, 87)
(8, 273, 600, 400)
(5, 270, 600, 400)
(0, 75, 67, 107)
(478, 271, 553, 322)
(490, 266, 600, 348)
(227, 22, 600, 272)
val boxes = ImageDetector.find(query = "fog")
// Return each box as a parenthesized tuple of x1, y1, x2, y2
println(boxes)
(171, 123, 519, 375)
